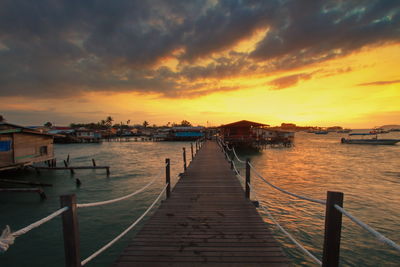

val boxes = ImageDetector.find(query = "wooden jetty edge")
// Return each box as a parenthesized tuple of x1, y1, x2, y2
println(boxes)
(114, 141, 290, 266)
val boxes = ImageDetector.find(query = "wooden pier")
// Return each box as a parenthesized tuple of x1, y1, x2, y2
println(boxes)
(114, 141, 290, 266)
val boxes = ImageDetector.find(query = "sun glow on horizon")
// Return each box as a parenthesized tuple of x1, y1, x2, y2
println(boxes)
(2, 44, 399, 128)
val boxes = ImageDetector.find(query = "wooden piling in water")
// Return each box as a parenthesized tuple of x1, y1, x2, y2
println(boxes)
(322, 191, 344, 267)
(60, 194, 81, 267)
(245, 158, 250, 199)
(165, 158, 170, 198)
(182, 147, 187, 171)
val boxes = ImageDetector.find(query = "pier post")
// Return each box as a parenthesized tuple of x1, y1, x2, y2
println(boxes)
(60, 194, 81, 267)
(183, 148, 187, 171)
(322, 191, 344, 267)
(245, 158, 250, 199)
(230, 156, 234, 170)
(191, 143, 194, 160)
(196, 141, 198, 153)
(165, 158, 170, 198)
(92, 159, 96, 167)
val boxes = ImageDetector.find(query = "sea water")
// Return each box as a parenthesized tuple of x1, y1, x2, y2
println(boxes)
(1, 133, 399, 266)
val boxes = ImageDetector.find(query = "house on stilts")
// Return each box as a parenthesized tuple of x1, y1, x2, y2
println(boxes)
(219, 120, 294, 150)
(0, 122, 54, 171)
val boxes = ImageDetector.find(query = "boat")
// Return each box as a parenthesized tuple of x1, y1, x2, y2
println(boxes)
(341, 133, 400, 145)
(315, 130, 328, 134)
(370, 128, 389, 134)
(337, 129, 352, 133)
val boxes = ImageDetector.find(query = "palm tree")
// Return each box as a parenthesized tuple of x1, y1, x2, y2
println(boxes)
(143, 121, 149, 128)
(106, 116, 113, 128)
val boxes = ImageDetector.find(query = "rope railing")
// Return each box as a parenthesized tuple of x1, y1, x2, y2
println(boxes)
(77, 163, 168, 208)
(225, 148, 400, 266)
(334, 205, 400, 252)
(1, 145, 198, 266)
(81, 183, 169, 266)
(247, 182, 322, 265)
(232, 147, 245, 163)
(249, 162, 326, 205)
(0, 207, 69, 252)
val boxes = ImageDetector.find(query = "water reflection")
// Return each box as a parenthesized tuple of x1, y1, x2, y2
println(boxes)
(235, 131, 400, 266)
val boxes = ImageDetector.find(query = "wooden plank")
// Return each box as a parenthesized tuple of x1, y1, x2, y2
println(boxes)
(114, 141, 290, 266)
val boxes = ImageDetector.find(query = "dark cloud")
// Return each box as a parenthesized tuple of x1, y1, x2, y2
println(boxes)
(357, 79, 400, 86)
(268, 73, 312, 90)
(251, 1, 400, 64)
(0, 0, 399, 98)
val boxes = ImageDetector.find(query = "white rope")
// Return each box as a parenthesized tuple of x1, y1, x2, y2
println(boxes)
(81, 184, 168, 266)
(249, 163, 326, 205)
(248, 183, 322, 266)
(77, 163, 168, 208)
(224, 143, 233, 151)
(232, 147, 245, 163)
(334, 205, 400, 252)
(77, 178, 156, 208)
(0, 207, 68, 252)
(231, 161, 245, 186)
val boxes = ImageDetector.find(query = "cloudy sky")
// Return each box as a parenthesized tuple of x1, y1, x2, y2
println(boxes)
(0, 0, 399, 127)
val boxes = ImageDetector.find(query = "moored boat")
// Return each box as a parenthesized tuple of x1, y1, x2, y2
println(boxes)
(341, 133, 400, 145)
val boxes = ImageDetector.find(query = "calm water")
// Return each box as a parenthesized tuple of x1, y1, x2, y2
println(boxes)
(1, 133, 399, 266)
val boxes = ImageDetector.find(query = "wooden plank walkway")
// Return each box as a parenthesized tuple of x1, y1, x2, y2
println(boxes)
(114, 141, 290, 266)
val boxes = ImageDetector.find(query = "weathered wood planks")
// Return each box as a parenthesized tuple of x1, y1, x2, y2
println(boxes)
(114, 141, 290, 266)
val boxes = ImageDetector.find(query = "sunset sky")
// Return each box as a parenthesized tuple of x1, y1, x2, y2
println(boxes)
(0, 0, 399, 128)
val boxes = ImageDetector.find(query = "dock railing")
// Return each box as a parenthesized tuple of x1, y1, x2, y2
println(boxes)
(0, 139, 206, 266)
(217, 137, 400, 266)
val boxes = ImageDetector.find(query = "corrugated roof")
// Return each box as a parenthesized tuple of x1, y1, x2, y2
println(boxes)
(220, 120, 269, 128)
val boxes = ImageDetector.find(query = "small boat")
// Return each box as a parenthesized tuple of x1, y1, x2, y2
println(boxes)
(315, 130, 328, 135)
(341, 133, 400, 145)
(370, 128, 389, 134)
(337, 129, 352, 133)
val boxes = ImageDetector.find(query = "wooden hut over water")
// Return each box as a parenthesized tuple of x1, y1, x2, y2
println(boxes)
(0, 122, 54, 171)
(219, 120, 294, 150)
(219, 120, 269, 150)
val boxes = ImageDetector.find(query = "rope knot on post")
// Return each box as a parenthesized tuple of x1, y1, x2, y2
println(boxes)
(0, 226, 14, 252)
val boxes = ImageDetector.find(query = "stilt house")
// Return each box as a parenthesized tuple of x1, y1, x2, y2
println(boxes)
(0, 122, 54, 171)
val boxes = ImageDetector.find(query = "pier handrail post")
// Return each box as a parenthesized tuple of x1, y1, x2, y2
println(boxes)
(191, 143, 194, 160)
(245, 158, 250, 199)
(60, 194, 81, 267)
(165, 158, 171, 198)
(196, 141, 198, 153)
(322, 191, 344, 267)
(182, 148, 187, 171)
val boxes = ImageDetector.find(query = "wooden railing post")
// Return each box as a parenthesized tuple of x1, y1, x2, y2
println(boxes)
(165, 158, 170, 198)
(196, 141, 198, 153)
(60, 194, 81, 267)
(191, 143, 194, 160)
(322, 191, 344, 267)
(182, 148, 187, 171)
(245, 158, 250, 199)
